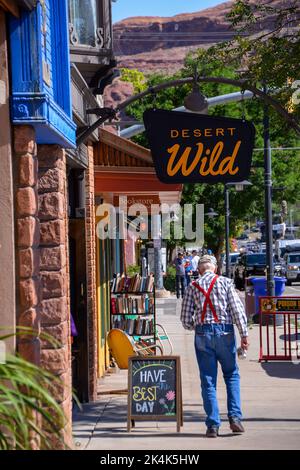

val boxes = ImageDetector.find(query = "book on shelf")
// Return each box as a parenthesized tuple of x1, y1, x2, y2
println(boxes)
(111, 316, 154, 336)
(111, 298, 117, 314)
(111, 273, 155, 293)
(110, 294, 154, 315)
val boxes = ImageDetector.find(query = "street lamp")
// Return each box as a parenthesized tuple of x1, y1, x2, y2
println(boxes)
(224, 181, 252, 277)
(205, 208, 218, 218)
(184, 84, 209, 113)
(263, 84, 275, 296)
(234, 180, 253, 192)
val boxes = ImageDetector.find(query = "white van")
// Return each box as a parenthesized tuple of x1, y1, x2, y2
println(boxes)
(275, 239, 300, 260)
(283, 249, 300, 285)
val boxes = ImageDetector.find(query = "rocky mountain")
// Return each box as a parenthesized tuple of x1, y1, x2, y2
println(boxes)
(113, 0, 291, 74)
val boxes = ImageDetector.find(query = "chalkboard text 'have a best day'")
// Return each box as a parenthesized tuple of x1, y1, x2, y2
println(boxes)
(131, 360, 177, 416)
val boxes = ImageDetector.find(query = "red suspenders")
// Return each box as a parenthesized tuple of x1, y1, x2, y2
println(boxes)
(192, 275, 220, 323)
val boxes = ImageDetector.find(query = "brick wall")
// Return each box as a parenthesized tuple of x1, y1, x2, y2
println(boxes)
(37, 145, 72, 449)
(14, 128, 97, 448)
(86, 144, 98, 401)
(15, 126, 41, 365)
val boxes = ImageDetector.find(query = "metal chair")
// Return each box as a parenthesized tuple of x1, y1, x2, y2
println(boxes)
(107, 328, 163, 370)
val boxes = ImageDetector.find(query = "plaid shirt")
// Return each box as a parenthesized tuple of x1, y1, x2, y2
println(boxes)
(180, 271, 248, 337)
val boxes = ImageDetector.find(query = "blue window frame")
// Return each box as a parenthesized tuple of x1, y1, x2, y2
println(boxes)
(9, 0, 76, 148)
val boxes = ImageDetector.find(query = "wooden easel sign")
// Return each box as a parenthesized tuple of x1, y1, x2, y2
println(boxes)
(127, 356, 183, 432)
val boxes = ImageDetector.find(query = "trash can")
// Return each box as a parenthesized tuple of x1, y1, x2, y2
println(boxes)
(251, 276, 286, 325)
(245, 277, 255, 320)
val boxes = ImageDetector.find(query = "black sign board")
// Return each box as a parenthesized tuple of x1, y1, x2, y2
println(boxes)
(127, 356, 183, 432)
(143, 109, 256, 184)
(260, 296, 300, 313)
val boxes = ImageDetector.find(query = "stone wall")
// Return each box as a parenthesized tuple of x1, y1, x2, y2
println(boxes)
(38, 145, 72, 448)
(14, 125, 41, 450)
(0, 10, 16, 353)
(15, 126, 41, 365)
(13, 128, 98, 448)
(14, 128, 73, 449)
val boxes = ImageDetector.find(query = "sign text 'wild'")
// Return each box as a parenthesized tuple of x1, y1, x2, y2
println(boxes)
(143, 109, 256, 184)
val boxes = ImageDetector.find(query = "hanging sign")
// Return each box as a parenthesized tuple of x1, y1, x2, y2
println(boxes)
(143, 109, 256, 184)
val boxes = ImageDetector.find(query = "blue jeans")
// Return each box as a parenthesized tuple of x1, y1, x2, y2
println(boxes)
(194, 323, 242, 428)
(176, 275, 186, 298)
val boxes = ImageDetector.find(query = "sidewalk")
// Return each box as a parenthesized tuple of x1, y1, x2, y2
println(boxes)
(73, 297, 300, 450)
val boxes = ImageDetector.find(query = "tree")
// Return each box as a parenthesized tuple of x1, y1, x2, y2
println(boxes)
(119, 68, 147, 94)
(184, 0, 300, 118)
(120, 2, 300, 258)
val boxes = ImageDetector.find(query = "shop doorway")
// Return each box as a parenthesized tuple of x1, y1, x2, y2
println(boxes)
(69, 219, 89, 403)
(68, 169, 89, 403)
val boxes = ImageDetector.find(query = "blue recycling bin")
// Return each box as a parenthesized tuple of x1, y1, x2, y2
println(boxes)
(251, 276, 286, 325)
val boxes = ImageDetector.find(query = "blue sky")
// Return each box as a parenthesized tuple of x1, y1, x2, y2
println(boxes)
(112, 0, 225, 23)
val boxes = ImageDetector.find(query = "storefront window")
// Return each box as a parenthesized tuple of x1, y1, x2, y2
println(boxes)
(69, 0, 99, 47)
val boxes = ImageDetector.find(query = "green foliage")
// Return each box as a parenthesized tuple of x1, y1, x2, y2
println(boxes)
(0, 332, 68, 449)
(122, 4, 300, 256)
(125, 71, 191, 148)
(163, 266, 176, 293)
(119, 68, 147, 94)
(193, 0, 300, 119)
(126, 264, 141, 276)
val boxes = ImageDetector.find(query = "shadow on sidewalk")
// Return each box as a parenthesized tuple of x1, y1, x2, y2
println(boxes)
(86, 429, 239, 439)
(243, 417, 300, 422)
(260, 362, 300, 380)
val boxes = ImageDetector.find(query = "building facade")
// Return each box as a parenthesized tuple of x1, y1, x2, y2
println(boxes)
(0, 0, 115, 448)
(1, 0, 182, 449)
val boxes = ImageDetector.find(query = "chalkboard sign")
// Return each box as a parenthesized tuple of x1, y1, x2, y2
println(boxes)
(127, 356, 183, 432)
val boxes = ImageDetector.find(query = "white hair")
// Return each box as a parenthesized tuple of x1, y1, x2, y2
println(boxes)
(198, 261, 216, 273)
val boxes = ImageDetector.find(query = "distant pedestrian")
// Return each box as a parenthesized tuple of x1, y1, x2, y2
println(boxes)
(181, 255, 249, 438)
(191, 250, 200, 278)
(184, 251, 193, 286)
(174, 252, 186, 299)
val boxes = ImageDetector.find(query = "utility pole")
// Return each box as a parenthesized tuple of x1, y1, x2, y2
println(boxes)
(224, 185, 231, 278)
(153, 213, 164, 290)
(263, 85, 275, 296)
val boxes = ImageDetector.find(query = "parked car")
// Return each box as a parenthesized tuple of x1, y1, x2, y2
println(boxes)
(236, 232, 249, 240)
(245, 241, 260, 253)
(221, 253, 240, 278)
(234, 253, 284, 290)
(283, 249, 300, 285)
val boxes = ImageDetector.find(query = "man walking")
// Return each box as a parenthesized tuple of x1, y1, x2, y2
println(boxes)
(191, 250, 200, 277)
(184, 251, 193, 286)
(174, 252, 186, 299)
(181, 255, 249, 437)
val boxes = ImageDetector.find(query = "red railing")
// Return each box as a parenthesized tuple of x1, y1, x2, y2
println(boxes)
(259, 296, 300, 362)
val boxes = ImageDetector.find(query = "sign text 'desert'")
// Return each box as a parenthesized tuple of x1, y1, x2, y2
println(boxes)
(143, 109, 256, 184)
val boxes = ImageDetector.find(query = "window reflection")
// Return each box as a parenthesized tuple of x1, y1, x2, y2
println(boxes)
(69, 0, 98, 47)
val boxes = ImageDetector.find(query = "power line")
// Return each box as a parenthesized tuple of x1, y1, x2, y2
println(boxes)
(254, 147, 300, 152)
(114, 32, 242, 36)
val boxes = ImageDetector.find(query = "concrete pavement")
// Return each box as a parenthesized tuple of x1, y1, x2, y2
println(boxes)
(73, 296, 300, 450)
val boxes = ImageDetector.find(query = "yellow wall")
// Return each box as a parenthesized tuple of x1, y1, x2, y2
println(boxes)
(96, 236, 111, 377)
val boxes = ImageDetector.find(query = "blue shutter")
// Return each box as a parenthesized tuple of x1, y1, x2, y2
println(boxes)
(9, 0, 76, 148)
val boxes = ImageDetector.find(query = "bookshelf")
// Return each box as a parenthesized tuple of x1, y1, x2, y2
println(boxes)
(110, 273, 156, 343)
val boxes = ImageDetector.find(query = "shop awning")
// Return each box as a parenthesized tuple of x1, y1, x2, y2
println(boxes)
(94, 129, 182, 204)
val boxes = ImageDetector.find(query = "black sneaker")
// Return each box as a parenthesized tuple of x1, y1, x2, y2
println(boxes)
(206, 426, 219, 438)
(229, 417, 245, 433)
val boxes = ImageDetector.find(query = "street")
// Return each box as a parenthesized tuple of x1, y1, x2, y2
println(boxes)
(73, 288, 300, 451)
(285, 282, 300, 295)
